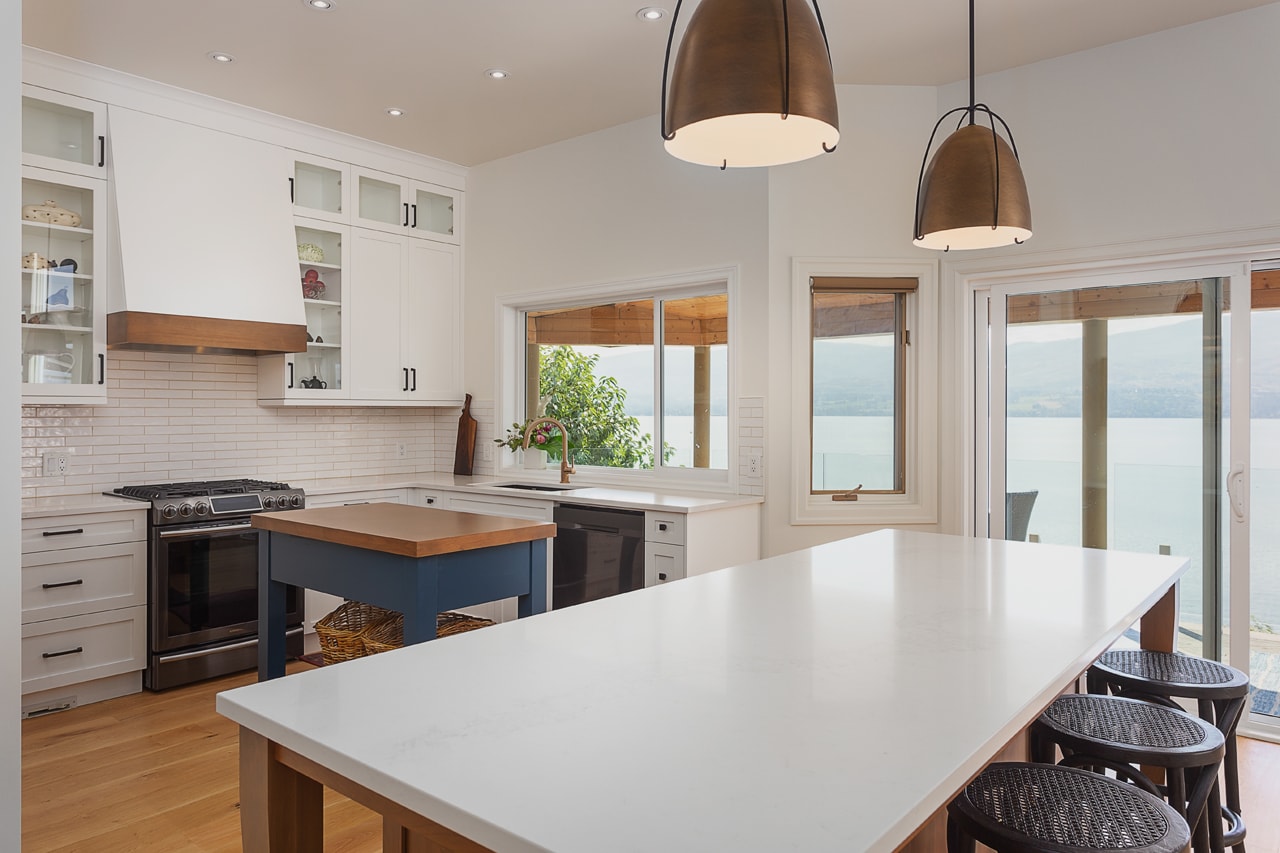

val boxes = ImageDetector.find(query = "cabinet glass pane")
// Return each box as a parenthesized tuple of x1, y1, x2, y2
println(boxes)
(21, 178, 96, 359)
(412, 188, 454, 237)
(22, 97, 96, 168)
(358, 176, 402, 226)
(296, 224, 342, 391)
(293, 161, 342, 214)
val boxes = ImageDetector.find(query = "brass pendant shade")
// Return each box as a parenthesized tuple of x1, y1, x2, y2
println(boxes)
(661, 0, 839, 168)
(913, 123, 1032, 251)
(912, 0, 1032, 251)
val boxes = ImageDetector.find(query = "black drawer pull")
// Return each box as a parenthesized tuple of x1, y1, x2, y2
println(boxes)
(42, 528, 84, 537)
(42, 646, 84, 659)
(42, 579, 84, 590)
(658, 523, 668, 531)
(658, 572, 668, 581)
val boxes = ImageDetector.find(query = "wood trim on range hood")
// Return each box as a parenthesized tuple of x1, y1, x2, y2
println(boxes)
(107, 311, 308, 356)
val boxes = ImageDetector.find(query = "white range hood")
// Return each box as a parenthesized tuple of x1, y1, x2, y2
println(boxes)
(106, 106, 306, 355)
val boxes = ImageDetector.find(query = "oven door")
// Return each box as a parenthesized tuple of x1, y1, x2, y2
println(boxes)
(150, 519, 298, 652)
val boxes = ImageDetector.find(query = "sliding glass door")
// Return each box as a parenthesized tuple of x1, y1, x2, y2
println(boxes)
(978, 259, 1279, 736)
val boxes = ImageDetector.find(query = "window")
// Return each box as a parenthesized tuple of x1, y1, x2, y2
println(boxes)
(502, 272, 733, 484)
(810, 277, 914, 495)
(791, 259, 937, 524)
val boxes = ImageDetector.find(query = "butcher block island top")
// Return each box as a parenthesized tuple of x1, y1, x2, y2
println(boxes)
(250, 502, 556, 557)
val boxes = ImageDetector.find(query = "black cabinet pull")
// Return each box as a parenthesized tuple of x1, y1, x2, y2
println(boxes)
(402, 367, 409, 391)
(424, 497, 435, 504)
(42, 528, 84, 537)
(42, 646, 83, 659)
(658, 572, 668, 581)
(402, 203, 409, 227)
(658, 523, 668, 531)
(98, 353, 105, 385)
(97, 135, 105, 168)
(410, 367, 417, 392)
(287, 362, 294, 389)
(289, 176, 295, 203)
(42, 579, 84, 590)
(410, 203, 417, 228)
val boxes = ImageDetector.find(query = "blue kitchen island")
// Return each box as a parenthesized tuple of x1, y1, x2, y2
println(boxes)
(252, 502, 554, 680)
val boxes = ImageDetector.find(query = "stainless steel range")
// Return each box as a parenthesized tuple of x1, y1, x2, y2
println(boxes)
(109, 479, 305, 690)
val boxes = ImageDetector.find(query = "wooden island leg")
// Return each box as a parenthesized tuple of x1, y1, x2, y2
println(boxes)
(1139, 584, 1177, 653)
(239, 727, 323, 853)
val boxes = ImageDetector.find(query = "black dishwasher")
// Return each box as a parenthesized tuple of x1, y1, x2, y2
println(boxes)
(551, 505, 646, 610)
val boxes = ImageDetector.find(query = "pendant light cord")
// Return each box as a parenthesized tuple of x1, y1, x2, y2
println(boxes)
(967, 0, 976, 125)
(782, 0, 791, 119)
(659, 0, 685, 141)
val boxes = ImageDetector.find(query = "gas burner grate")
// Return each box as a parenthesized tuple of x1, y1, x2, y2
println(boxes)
(113, 479, 293, 501)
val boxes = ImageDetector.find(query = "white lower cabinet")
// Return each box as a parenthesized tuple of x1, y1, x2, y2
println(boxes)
(20, 508, 148, 714)
(644, 541, 686, 586)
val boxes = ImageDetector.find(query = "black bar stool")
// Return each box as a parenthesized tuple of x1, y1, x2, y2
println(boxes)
(1031, 693, 1225, 852)
(947, 762, 1190, 853)
(1088, 649, 1250, 852)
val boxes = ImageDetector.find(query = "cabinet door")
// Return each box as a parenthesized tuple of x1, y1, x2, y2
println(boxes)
(21, 165, 108, 402)
(291, 153, 348, 224)
(403, 240, 462, 403)
(348, 228, 409, 399)
(352, 166, 407, 235)
(22, 85, 107, 179)
(408, 181, 460, 245)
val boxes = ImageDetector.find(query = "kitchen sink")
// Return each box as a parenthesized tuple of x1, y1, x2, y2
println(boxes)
(485, 482, 585, 492)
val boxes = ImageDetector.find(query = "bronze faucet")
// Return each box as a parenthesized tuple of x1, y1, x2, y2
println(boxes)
(522, 417, 576, 484)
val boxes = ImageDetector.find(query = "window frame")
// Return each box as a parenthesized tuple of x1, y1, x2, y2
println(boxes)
(497, 266, 738, 490)
(791, 258, 939, 525)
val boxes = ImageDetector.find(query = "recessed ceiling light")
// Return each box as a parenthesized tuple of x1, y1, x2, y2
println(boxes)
(303, 0, 334, 8)
(386, 108, 405, 117)
(484, 68, 510, 80)
(206, 51, 235, 63)
(636, 7, 666, 21)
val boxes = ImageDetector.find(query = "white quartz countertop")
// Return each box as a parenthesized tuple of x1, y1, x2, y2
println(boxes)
(298, 472, 762, 513)
(217, 529, 1187, 853)
(21, 492, 146, 519)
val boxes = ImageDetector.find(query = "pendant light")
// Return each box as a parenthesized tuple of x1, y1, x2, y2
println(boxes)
(913, 0, 1031, 250)
(660, 0, 839, 169)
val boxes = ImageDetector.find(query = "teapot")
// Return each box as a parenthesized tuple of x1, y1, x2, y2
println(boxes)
(300, 376, 327, 389)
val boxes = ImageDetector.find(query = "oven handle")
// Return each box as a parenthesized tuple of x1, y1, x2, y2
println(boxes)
(159, 627, 303, 663)
(157, 522, 255, 539)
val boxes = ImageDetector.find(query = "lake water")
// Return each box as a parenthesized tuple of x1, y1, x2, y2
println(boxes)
(635, 413, 1280, 630)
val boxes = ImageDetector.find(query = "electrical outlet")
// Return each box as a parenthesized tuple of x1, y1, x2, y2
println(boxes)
(746, 451, 762, 477)
(42, 452, 69, 476)
(395, 442, 408, 459)
(481, 443, 494, 462)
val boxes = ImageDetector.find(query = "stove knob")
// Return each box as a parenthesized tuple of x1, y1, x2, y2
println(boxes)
(160, 504, 178, 520)
(194, 501, 210, 516)
(178, 502, 195, 518)
(262, 496, 276, 509)
(290, 494, 304, 508)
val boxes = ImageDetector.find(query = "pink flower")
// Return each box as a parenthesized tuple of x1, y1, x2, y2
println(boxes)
(535, 434, 547, 444)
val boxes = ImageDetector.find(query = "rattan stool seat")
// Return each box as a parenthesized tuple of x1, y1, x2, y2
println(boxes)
(947, 762, 1190, 853)
(1036, 693, 1224, 766)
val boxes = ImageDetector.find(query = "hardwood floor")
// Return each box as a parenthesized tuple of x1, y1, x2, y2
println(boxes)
(21, 666, 1280, 852)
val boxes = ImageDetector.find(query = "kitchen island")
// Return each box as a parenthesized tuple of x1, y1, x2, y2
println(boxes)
(252, 502, 555, 680)
(220, 529, 1186, 852)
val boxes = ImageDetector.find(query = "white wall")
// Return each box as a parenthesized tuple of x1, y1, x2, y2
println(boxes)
(465, 115, 770, 397)
(4, 0, 23, 844)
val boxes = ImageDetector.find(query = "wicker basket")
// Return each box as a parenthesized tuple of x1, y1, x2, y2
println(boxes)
(314, 600, 396, 665)
(361, 611, 495, 655)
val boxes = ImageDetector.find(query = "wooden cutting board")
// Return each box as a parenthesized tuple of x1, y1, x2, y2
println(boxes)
(453, 393, 478, 475)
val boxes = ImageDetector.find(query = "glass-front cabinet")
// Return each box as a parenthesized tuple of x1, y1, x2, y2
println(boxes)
(290, 153, 347, 224)
(20, 165, 107, 401)
(258, 219, 350, 401)
(21, 85, 108, 180)
(352, 166, 460, 245)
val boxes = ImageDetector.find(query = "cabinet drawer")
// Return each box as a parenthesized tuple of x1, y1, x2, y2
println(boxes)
(22, 541, 147, 624)
(21, 605, 147, 695)
(645, 513, 685, 546)
(307, 490, 406, 507)
(645, 542, 686, 585)
(449, 495, 554, 522)
(22, 510, 146, 553)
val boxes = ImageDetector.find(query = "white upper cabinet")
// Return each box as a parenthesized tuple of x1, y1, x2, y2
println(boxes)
(21, 85, 107, 180)
(20, 165, 108, 402)
(290, 153, 348, 224)
(353, 166, 460, 245)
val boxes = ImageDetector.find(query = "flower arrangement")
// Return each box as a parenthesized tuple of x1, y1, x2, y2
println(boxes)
(495, 419, 564, 453)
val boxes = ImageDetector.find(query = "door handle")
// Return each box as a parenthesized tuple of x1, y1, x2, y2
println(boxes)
(1226, 462, 1247, 522)
(97, 135, 105, 168)
(403, 203, 410, 227)
(98, 353, 105, 385)
(410, 203, 417, 228)
(288, 362, 294, 389)
(410, 367, 417, 392)
(402, 367, 410, 391)
(288, 176, 295, 203)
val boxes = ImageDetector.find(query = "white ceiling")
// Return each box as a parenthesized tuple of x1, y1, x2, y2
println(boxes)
(22, 0, 1276, 167)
